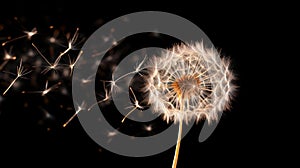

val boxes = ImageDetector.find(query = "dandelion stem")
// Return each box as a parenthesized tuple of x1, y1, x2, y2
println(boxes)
(172, 119, 183, 168)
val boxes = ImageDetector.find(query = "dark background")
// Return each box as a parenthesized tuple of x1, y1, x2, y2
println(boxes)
(0, 1, 294, 167)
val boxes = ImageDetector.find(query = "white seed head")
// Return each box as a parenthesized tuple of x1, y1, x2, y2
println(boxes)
(143, 42, 236, 124)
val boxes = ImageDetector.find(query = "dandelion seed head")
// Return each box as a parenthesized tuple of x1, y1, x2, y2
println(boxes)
(143, 42, 236, 124)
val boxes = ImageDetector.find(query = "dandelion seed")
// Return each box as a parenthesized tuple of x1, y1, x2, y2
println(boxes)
(114, 55, 147, 83)
(22, 80, 61, 96)
(53, 28, 80, 65)
(2, 27, 37, 46)
(68, 50, 83, 76)
(63, 101, 87, 127)
(32, 43, 58, 74)
(121, 87, 143, 123)
(87, 82, 110, 111)
(3, 59, 31, 95)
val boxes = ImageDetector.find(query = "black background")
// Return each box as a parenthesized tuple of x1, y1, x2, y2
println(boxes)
(0, 1, 294, 167)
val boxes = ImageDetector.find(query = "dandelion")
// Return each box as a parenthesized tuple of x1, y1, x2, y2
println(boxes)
(141, 42, 236, 168)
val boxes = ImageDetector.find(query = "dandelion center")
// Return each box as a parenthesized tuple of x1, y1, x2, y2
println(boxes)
(171, 75, 200, 99)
